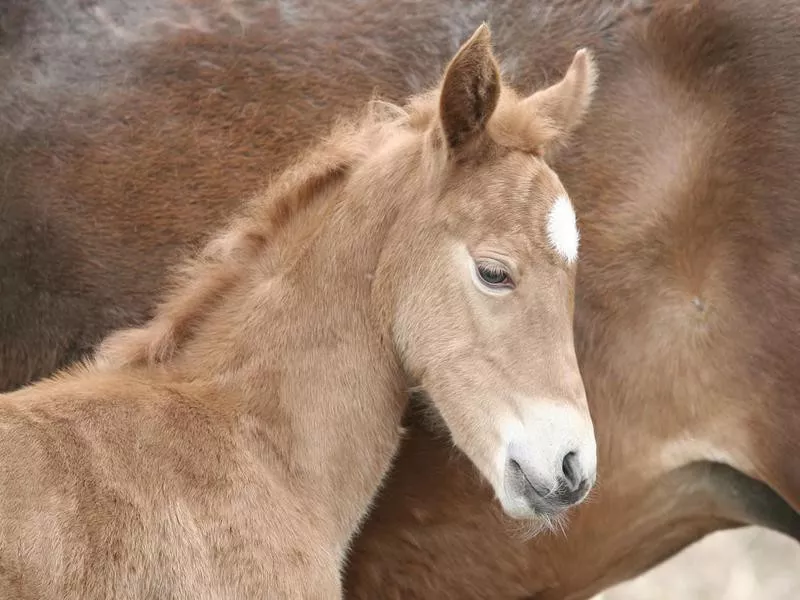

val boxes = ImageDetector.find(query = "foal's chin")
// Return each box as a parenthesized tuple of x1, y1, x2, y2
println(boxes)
(497, 490, 576, 521)
(494, 489, 580, 537)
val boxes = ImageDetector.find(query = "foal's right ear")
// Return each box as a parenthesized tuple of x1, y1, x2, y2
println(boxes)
(439, 23, 501, 154)
(522, 48, 598, 150)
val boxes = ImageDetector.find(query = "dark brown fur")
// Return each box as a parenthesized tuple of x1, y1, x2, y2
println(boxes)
(1, 0, 798, 597)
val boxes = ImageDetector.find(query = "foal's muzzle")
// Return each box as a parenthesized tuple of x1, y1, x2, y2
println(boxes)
(507, 451, 594, 514)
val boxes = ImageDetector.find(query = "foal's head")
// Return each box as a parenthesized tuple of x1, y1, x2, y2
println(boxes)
(97, 24, 597, 523)
(376, 25, 598, 520)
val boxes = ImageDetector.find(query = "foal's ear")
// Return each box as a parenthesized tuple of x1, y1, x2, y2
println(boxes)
(439, 23, 501, 153)
(523, 48, 598, 149)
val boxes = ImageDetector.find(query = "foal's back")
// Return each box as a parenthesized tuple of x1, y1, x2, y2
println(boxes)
(0, 368, 341, 600)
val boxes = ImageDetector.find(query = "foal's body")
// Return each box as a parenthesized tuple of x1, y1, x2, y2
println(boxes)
(1, 0, 799, 598)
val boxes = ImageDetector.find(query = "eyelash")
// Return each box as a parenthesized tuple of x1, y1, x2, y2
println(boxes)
(475, 260, 514, 289)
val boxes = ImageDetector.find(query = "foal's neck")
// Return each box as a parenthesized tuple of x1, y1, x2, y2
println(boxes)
(173, 181, 408, 542)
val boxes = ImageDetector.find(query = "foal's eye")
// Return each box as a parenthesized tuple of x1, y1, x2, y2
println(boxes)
(475, 261, 513, 289)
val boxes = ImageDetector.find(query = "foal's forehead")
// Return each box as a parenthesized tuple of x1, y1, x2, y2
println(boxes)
(461, 153, 580, 265)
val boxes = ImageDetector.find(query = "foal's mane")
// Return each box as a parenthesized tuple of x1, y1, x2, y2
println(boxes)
(95, 96, 434, 369)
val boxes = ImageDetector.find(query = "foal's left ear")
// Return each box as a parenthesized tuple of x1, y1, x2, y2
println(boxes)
(523, 48, 598, 149)
(439, 23, 501, 153)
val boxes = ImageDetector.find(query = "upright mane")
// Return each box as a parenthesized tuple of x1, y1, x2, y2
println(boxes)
(95, 97, 426, 369)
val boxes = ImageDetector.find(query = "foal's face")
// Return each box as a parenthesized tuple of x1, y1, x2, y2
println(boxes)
(391, 26, 598, 521)
(398, 154, 595, 520)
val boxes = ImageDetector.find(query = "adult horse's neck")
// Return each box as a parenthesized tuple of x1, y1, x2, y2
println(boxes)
(164, 171, 409, 548)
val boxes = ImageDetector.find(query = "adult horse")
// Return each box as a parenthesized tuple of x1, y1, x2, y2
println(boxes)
(0, 0, 798, 598)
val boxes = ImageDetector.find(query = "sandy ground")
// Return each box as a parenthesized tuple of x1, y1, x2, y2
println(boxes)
(594, 527, 800, 600)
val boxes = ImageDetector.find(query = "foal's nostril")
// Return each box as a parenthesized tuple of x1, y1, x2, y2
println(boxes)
(561, 450, 581, 491)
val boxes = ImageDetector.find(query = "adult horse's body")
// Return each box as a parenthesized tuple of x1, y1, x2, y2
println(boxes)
(1, 0, 798, 598)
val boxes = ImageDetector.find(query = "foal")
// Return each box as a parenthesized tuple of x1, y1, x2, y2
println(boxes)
(0, 26, 596, 598)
